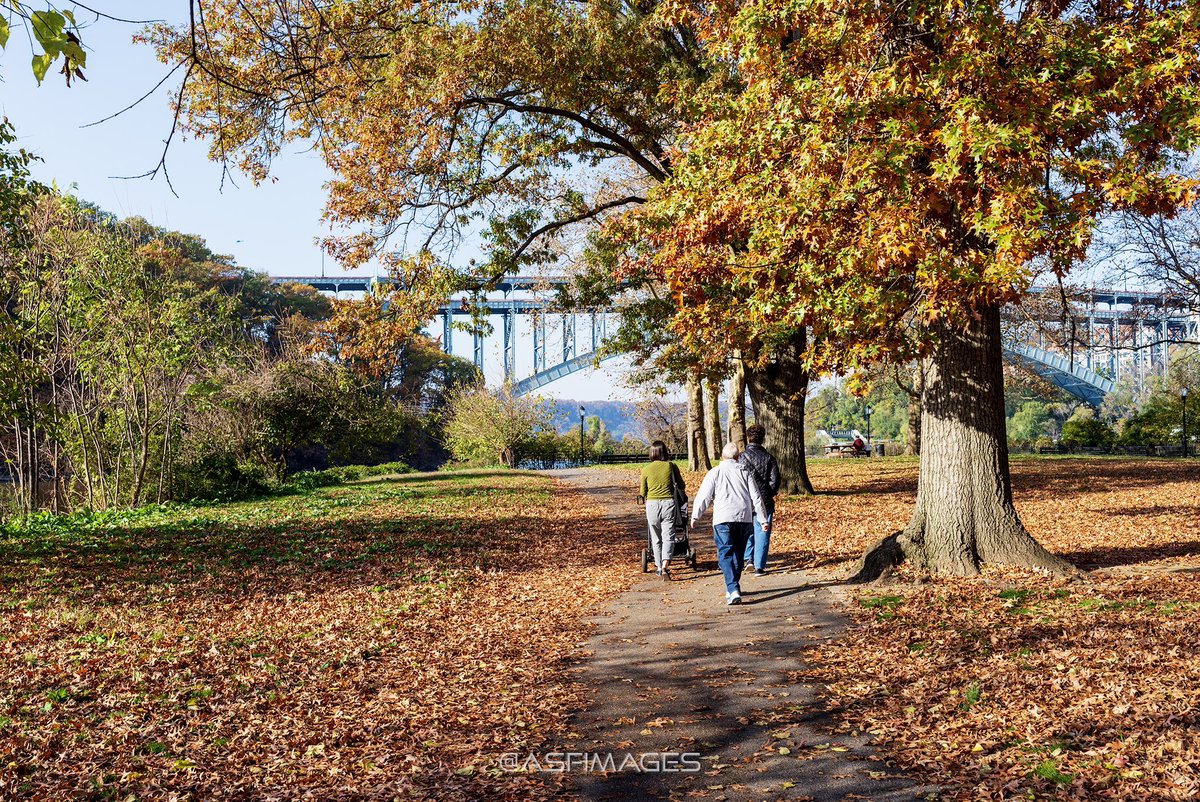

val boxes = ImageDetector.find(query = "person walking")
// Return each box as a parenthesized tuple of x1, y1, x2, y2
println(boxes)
(690, 442, 770, 605)
(740, 424, 781, 575)
(639, 440, 686, 580)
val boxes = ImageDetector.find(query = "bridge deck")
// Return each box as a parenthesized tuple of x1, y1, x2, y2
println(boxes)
(274, 274, 1195, 403)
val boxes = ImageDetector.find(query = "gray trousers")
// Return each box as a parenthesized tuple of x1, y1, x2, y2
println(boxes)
(645, 498, 677, 569)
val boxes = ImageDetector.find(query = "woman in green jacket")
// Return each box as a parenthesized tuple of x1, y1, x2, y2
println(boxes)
(640, 440, 685, 580)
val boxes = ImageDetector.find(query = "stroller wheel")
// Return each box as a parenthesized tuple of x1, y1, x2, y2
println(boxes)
(641, 549, 650, 573)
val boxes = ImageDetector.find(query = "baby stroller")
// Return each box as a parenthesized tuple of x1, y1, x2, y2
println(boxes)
(641, 483, 699, 573)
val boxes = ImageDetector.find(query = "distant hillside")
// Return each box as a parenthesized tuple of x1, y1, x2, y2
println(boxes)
(547, 399, 648, 441)
(546, 396, 742, 444)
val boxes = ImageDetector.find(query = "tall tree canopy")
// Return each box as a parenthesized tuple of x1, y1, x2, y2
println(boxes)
(148, 0, 820, 491)
(148, 0, 702, 280)
(639, 0, 1200, 575)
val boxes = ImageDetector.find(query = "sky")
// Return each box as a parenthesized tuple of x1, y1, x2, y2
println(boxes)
(0, 2, 636, 400)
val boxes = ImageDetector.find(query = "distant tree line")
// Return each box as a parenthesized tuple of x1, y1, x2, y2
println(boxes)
(806, 353, 1200, 454)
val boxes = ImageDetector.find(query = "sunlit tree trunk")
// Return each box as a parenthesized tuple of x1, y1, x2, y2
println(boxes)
(746, 329, 814, 495)
(705, 378, 722, 461)
(852, 305, 1072, 579)
(728, 352, 747, 449)
(686, 373, 710, 471)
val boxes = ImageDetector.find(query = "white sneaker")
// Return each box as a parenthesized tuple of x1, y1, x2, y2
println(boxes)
(726, 591, 742, 605)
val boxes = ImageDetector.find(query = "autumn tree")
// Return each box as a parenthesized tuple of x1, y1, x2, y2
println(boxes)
(145, 0, 820, 488)
(632, 389, 687, 455)
(443, 382, 554, 468)
(643, 0, 1200, 576)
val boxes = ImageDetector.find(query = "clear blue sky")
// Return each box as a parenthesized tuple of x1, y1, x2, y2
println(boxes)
(0, 2, 639, 400)
(0, 3, 343, 277)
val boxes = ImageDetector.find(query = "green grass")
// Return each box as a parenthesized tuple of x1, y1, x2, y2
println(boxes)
(0, 469, 552, 605)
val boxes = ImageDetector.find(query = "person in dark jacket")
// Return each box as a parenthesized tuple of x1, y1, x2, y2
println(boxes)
(740, 424, 781, 575)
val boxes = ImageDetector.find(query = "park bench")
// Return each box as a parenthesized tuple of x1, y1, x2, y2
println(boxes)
(1073, 446, 1111, 455)
(1036, 446, 1064, 454)
(824, 443, 868, 457)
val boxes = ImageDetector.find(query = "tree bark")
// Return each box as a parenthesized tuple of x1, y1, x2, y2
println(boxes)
(686, 373, 711, 471)
(728, 352, 747, 449)
(746, 329, 814, 495)
(705, 377, 723, 461)
(851, 305, 1073, 580)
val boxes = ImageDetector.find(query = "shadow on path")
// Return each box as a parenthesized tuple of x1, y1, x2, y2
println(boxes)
(548, 469, 935, 802)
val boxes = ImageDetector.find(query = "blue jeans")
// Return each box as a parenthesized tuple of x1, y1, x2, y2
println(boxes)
(713, 522, 753, 594)
(743, 512, 773, 571)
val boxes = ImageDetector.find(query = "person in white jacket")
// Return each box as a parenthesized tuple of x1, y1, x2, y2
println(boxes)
(690, 441, 771, 605)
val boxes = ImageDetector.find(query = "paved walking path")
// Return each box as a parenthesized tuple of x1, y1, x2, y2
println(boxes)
(550, 469, 934, 802)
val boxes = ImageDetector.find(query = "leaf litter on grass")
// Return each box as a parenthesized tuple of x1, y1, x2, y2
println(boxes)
(767, 457, 1200, 802)
(0, 470, 634, 801)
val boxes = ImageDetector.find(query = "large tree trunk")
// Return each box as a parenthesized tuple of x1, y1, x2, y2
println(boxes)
(728, 352, 747, 449)
(746, 329, 814, 495)
(705, 378, 723, 461)
(852, 305, 1072, 580)
(686, 373, 711, 471)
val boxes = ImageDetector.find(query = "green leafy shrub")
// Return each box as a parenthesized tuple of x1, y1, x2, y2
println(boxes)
(285, 461, 412, 492)
(172, 453, 276, 501)
(1061, 418, 1115, 449)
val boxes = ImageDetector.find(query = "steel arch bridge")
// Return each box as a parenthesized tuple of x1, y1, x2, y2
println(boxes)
(272, 275, 1198, 405)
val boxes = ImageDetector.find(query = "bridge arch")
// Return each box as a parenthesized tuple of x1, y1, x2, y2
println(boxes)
(1001, 342, 1114, 407)
(513, 343, 1116, 406)
(270, 275, 1143, 406)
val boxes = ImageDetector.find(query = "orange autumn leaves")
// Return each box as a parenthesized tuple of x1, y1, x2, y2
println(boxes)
(0, 472, 634, 801)
(774, 457, 1200, 801)
(4, 458, 1199, 800)
(638, 0, 1200, 374)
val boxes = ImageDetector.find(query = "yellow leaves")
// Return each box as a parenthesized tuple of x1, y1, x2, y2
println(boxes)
(644, 0, 1200, 377)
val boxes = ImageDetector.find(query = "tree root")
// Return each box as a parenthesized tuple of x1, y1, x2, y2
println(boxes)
(848, 530, 912, 583)
(849, 522, 1076, 583)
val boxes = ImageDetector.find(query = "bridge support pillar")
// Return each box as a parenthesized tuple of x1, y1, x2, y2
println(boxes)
(1133, 324, 1141, 390)
(443, 311, 452, 354)
(1086, 315, 1094, 370)
(503, 311, 515, 382)
(1161, 320, 1168, 377)
(562, 314, 574, 362)
(1111, 319, 1118, 381)
(473, 329, 484, 373)
(533, 314, 545, 372)
(591, 312, 598, 352)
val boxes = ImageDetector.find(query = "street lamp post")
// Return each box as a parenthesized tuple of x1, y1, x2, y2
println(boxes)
(1183, 388, 1190, 458)
(579, 405, 586, 466)
(865, 405, 874, 455)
